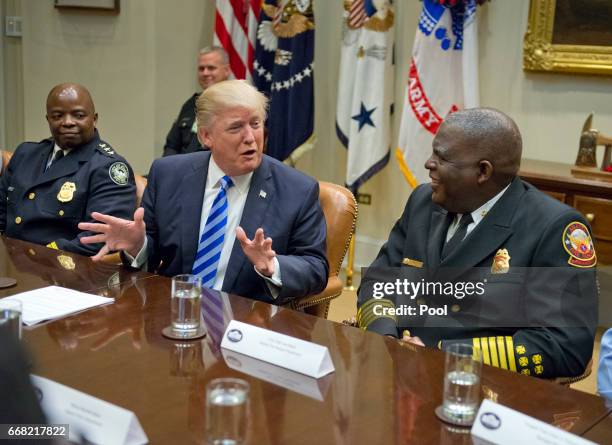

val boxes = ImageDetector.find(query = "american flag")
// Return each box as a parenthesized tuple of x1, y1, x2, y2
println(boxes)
(213, 0, 261, 81)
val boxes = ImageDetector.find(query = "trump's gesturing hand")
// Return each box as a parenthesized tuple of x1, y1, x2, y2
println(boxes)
(236, 227, 276, 277)
(78, 207, 146, 261)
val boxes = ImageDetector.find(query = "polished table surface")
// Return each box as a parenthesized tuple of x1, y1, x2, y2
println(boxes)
(1, 239, 610, 444)
(0, 236, 155, 297)
(584, 412, 612, 443)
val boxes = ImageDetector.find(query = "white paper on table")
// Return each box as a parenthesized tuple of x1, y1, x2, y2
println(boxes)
(471, 399, 596, 445)
(3, 285, 114, 326)
(220, 320, 335, 378)
(31, 375, 147, 445)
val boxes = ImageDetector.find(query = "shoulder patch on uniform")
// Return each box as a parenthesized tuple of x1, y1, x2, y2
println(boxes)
(562, 221, 597, 268)
(109, 162, 130, 185)
(97, 142, 115, 157)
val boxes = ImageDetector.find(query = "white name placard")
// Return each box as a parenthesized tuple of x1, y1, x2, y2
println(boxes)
(222, 349, 331, 401)
(471, 399, 596, 445)
(31, 375, 148, 445)
(220, 320, 335, 378)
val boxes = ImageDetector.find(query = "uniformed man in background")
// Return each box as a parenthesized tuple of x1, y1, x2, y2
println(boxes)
(0, 83, 136, 256)
(162, 46, 230, 157)
(357, 108, 598, 379)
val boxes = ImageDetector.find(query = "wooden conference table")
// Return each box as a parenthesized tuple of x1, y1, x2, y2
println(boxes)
(0, 236, 610, 444)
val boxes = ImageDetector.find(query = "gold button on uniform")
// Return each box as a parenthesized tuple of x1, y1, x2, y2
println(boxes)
(15, 216, 22, 224)
(58, 210, 64, 216)
(28, 192, 35, 200)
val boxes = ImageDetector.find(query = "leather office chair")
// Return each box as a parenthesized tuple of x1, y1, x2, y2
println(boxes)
(285, 181, 358, 319)
(134, 174, 147, 208)
(101, 174, 147, 264)
(1, 150, 13, 175)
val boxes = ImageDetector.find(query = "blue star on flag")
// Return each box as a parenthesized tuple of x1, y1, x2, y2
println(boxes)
(352, 102, 376, 131)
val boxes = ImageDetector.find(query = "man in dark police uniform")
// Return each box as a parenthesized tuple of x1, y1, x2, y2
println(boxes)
(162, 46, 230, 157)
(0, 83, 136, 256)
(357, 108, 598, 379)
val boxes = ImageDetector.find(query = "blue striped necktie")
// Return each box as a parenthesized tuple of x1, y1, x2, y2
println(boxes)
(192, 175, 233, 288)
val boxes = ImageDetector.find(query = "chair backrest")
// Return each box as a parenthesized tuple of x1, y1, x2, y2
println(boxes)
(134, 174, 147, 208)
(1, 150, 13, 175)
(318, 181, 358, 279)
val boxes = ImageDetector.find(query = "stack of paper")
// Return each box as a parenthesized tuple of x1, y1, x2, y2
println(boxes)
(2, 286, 114, 326)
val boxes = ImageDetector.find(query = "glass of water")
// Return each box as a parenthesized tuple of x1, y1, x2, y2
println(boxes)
(171, 274, 202, 336)
(206, 378, 249, 445)
(0, 299, 22, 339)
(442, 343, 482, 424)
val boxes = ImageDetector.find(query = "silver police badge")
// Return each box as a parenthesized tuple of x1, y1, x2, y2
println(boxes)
(109, 162, 129, 185)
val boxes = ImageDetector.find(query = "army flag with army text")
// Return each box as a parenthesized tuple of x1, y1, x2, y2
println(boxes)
(253, 0, 315, 162)
(396, 0, 479, 188)
(336, 0, 394, 194)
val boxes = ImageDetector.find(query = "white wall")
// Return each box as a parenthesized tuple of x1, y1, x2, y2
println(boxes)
(20, 0, 213, 174)
(12, 0, 612, 266)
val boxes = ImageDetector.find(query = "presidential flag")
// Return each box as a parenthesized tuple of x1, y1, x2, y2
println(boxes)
(396, 0, 479, 188)
(253, 0, 315, 162)
(336, 0, 394, 194)
(214, 0, 261, 81)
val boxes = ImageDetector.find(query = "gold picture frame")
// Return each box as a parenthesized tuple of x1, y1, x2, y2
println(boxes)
(523, 0, 612, 76)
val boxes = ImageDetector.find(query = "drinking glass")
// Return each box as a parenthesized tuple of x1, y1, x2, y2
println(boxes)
(442, 343, 482, 424)
(171, 274, 202, 336)
(205, 378, 249, 445)
(0, 299, 22, 339)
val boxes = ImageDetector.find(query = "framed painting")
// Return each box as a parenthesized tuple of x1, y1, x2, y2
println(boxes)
(523, 0, 612, 75)
(54, 0, 120, 14)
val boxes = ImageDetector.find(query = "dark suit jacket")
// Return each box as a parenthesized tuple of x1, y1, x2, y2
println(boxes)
(358, 177, 598, 378)
(0, 133, 136, 256)
(141, 151, 328, 304)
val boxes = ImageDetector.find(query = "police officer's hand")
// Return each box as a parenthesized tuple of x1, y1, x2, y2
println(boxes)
(235, 227, 276, 277)
(78, 207, 146, 261)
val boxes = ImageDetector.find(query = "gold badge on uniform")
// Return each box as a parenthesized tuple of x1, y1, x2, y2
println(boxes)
(57, 255, 75, 270)
(491, 248, 510, 274)
(562, 221, 597, 268)
(57, 182, 76, 202)
(402, 257, 423, 268)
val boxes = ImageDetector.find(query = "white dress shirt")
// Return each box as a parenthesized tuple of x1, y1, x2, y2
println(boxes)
(445, 183, 511, 242)
(129, 156, 282, 294)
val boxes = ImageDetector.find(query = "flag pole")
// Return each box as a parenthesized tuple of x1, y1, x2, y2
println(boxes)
(344, 232, 356, 291)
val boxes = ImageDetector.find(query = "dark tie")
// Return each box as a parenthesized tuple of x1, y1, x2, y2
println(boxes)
(46, 150, 64, 171)
(441, 213, 474, 260)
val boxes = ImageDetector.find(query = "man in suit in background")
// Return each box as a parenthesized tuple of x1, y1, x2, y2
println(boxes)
(0, 83, 136, 256)
(80, 80, 328, 305)
(162, 46, 230, 157)
(357, 108, 597, 379)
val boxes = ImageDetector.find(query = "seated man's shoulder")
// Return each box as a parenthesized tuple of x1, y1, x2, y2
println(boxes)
(180, 93, 199, 110)
(91, 140, 134, 184)
(521, 181, 582, 223)
(92, 140, 131, 165)
(12, 138, 53, 157)
(265, 155, 317, 189)
(154, 150, 207, 170)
